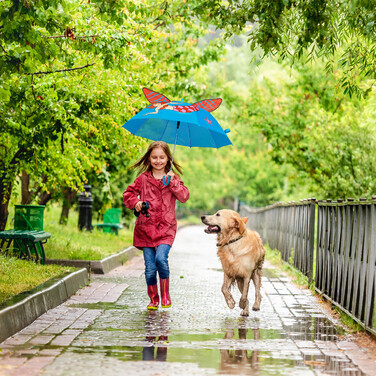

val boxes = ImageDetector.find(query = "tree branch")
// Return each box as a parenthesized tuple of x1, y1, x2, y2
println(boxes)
(30, 74, 50, 113)
(25, 63, 95, 75)
(42, 34, 99, 39)
(0, 43, 6, 53)
(154, 21, 166, 30)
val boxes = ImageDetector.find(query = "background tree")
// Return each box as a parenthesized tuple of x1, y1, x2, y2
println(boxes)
(245, 59, 376, 199)
(0, 0, 224, 230)
(194, 0, 376, 98)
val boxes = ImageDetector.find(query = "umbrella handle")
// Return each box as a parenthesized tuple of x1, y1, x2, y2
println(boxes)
(162, 175, 171, 186)
(163, 121, 180, 186)
(163, 168, 173, 186)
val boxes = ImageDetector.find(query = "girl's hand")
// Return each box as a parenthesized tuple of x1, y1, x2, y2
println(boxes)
(167, 171, 175, 181)
(135, 201, 143, 212)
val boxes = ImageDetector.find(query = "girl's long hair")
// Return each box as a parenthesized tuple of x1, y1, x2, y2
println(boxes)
(131, 141, 183, 176)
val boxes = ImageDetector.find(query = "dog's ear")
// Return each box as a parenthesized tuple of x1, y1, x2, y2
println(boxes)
(242, 217, 248, 225)
(233, 216, 247, 235)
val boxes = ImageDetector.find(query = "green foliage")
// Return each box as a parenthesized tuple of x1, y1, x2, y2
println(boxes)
(247, 59, 376, 199)
(0, 0, 225, 229)
(332, 306, 364, 333)
(3, 0, 375, 221)
(193, 0, 376, 97)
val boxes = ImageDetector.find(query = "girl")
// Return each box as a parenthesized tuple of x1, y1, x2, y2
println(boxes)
(123, 141, 190, 310)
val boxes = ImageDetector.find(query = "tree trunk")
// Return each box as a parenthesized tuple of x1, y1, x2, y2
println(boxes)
(59, 188, 77, 225)
(0, 179, 13, 231)
(38, 192, 52, 206)
(21, 170, 32, 204)
(0, 146, 27, 230)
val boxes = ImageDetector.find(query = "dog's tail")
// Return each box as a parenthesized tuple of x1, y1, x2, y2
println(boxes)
(255, 254, 265, 270)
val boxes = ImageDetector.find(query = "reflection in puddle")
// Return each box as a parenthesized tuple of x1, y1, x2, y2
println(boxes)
(142, 343, 167, 361)
(219, 328, 260, 375)
(142, 311, 169, 362)
(66, 310, 358, 376)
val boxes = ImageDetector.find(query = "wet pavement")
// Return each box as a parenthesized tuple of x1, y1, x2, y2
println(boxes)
(1, 225, 376, 375)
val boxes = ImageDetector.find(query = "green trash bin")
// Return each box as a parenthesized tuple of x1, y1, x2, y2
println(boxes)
(14, 205, 45, 231)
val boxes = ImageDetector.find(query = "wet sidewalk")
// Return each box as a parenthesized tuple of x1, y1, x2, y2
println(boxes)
(1, 225, 376, 375)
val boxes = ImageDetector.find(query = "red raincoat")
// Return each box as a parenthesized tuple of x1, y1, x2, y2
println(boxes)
(123, 171, 190, 249)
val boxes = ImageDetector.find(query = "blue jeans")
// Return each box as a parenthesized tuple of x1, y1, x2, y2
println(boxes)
(143, 244, 171, 286)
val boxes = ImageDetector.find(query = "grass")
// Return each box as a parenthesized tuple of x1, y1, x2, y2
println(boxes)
(0, 204, 134, 304)
(0, 255, 75, 304)
(265, 245, 312, 289)
(43, 205, 133, 260)
(332, 306, 364, 333)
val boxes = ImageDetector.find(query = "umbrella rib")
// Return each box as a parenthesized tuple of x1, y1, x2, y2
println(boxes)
(188, 123, 191, 147)
(209, 130, 219, 149)
(159, 120, 169, 141)
(133, 119, 145, 136)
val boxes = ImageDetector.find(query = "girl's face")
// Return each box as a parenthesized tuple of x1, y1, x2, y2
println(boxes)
(150, 147, 168, 172)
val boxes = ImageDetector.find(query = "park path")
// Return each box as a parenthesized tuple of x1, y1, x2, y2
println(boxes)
(1, 225, 376, 375)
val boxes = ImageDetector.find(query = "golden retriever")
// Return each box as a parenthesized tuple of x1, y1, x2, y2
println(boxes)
(201, 209, 265, 316)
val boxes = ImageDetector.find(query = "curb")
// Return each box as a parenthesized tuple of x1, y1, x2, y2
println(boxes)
(45, 246, 139, 274)
(0, 268, 88, 343)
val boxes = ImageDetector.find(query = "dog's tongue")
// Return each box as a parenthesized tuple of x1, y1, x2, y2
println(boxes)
(204, 225, 220, 233)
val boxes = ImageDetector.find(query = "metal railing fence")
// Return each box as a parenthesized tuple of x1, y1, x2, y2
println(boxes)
(240, 199, 316, 281)
(315, 198, 376, 335)
(240, 197, 376, 336)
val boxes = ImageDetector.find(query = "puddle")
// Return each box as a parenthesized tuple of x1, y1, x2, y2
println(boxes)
(60, 345, 362, 376)
(49, 308, 357, 376)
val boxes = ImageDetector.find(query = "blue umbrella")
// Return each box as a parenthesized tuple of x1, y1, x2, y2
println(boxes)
(122, 88, 232, 185)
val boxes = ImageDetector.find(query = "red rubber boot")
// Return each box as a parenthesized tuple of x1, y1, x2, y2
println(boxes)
(160, 278, 171, 308)
(147, 284, 159, 310)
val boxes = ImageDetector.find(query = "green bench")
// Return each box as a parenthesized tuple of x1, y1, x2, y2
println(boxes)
(94, 208, 123, 235)
(0, 230, 50, 265)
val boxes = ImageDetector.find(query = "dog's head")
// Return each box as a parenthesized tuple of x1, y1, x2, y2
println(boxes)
(201, 209, 248, 236)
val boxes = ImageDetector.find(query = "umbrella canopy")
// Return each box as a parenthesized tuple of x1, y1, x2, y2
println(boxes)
(123, 88, 232, 149)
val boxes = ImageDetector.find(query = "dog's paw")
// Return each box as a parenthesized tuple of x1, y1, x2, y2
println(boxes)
(226, 297, 236, 309)
(252, 304, 260, 311)
(239, 298, 248, 309)
(240, 309, 249, 317)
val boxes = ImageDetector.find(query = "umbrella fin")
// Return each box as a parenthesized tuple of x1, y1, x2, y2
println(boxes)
(142, 88, 171, 104)
(194, 98, 222, 112)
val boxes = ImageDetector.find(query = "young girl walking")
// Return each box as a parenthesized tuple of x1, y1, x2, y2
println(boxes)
(123, 141, 190, 310)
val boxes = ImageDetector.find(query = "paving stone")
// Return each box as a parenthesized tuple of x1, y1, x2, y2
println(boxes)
(337, 341, 361, 351)
(300, 348, 323, 356)
(295, 340, 318, 348)
(0, 356, 28, 366)
(1, 335, 32, 347)
(50, 334, 80, 347)
(28, 335, 55, 346)
(12, 356, 55, 376)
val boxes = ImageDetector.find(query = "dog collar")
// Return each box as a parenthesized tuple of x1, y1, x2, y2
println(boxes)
(217, 236, 243, 247)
